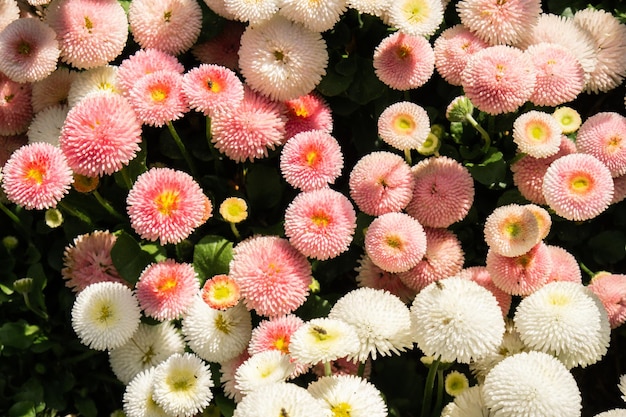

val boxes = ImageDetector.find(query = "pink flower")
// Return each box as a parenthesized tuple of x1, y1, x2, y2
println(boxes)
(45, 0, 128, 69)
(364, 212, 427, 273)
(201, 274, 241, 310)
(458, 266, 512, 316)
(1, 142, 73, 210)
(283, 92, 333, 140)
(0, 73, 32, 136)
(229, 235, 312, 317)
(542, 153, 614, 221)
(483, 204, 542, 258)
(127, 70, 189, 127)
(182, 64, 244, 117)
(349, 151, 414, 216)
(355, 254, 416, 304)
(433, 24, 489, 86)
(59, 94, 142, 177)
(461, 45, 536, 115)
(512, 110, 563, 159)
(612, 173, 626, 205)
(545, 245, 582, 284)
(377, 101, 431, 151)
(576, 112, 626, 178)
(279, 130, 343, 192)
(128, 0, 202, 55)
(191, 21, 245, 71)
(406, 156, 474, 228)
(117, 49, 184, 97)
(135, 259, 199, 321)
(373, 32, 435, 91)
(284, 188, 357, 261)
(588, 272, 626, 329)
(126, 167, 212, 245)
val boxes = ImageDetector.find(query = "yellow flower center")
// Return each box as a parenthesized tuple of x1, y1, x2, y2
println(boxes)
(311, 211, 331, 228)
(84, 16, 93, 32)
(157, 276, 177, 293)
(548, 293, 570, 306)
(504, 222, 522, 238)
(386, 235, 404, 250)
(607, 135, 623, 153)
(155, 190, 180, 216)
(163, 10, 172, 22)
(18, 41, 31, 55)
(528, 123, 547, 142)
(331, 402, 352, 417)
(207, 79, 222, 93)
(305, 150, 318, 166)
(25, 165, 45, 185)
(569, 175, 592, 194)
(167, 371, 194, 391)
(97, 305, 112, 323)
(151, 88, 168, 102)
(292, 103, 309, 118)
(397, 45, 412, 59)
(273, 336, 290, 354)
(393, 114, 416, 134)
(215, 313, 231, 334)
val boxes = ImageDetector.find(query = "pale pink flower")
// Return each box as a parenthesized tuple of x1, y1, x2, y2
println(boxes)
(0, 73, 32, 135)
(483, 204, 541, 258)
(127, 70, 189, 127)
(545, 245, 582, 284)
(191, 21, 245, 71)
(182, 64, 244, 117)
(512, 110, 563, 159)
(283, 92, 333, 140)
(433, 24, 489, 86)
(201, 274, 241, 310)
(378, 101, 431, 151)
(576, 112, 626, 178)
(355, 254, 416, 304)
(117, 48, 184, 97)
(588, 272, 626, 329)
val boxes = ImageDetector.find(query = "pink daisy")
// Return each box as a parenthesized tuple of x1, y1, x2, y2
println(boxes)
(279, 130, 343, 192)
(526, 42, 585, 107)
(461, 45, 536, 115)
(210, 88, 286, 162)
(136, 259, 199, 321)
(483, 204, 541, 258)
(373, 31, 435, 91)
(612, 173, 626, 205)
(191, 20, 245, 71)
(398, 227, 465, 292)
(62, 230, 127, 293)
(355, 254, 416, 304)
(283, 92, 333, 140)
(117, 49, 184, 97)
(456, 0, 541, 45)
(182, 63, 244, 117)
(0, 73, 32, 136)
(486, 242, 553, 296)
(59, 94, 142, 177)
(511, 136, 577, 205)
(201, 274, 241, 310)
(229, 235, 312, 317)
(588, 272, 626, 329)
(0, 1, 19, 33)
(44, 0, 128, 69)
(542, 153, 614, 221)
(31, 67, 77, 113)
(348, 151, 414, 216)
(127, 167, 212, 245)
(545, 245, 582, 284)
(526, 203, 552, 240)
(405, 156, 475, 228)
(0, 135, 28, 167)
(127, 70, 189, 127)
(284, 188, 357, 261)
(364, 212, 427, 273)
(1, 142, 73, 210)
(433, 24, 489, 86)
(576, 112, 626, 178)
(512, 110, 563, 159)
(378, 101, 431, 151)
(458, 266, 512, 316)
(0, 18, 59, 83)
(128, 0, 202, 55)
(220, 350, 249, 402)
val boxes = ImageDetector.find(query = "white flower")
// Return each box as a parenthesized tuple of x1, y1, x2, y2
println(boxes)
(441, 385, 490, 417)
(289, 318, 360, 365)
(595, 410, 626, 417)
(233, 382, 329, 417)
(224, 0, 280, 25)
(347, 0, 392, 19)
(27, 104, 68, 147)
(67, 65, 120, 108)
(234, 350, 295, 395)
(387, 0, 444, 37)
(279, 0, 347, 32)
(307, 375, 387, 417)
(123, 368, 170, 417)
(619, 374, 626, 402)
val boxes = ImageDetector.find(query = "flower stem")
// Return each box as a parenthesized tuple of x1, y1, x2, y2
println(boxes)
(357, 361, 366, 378)
(324, 361, 332, 377)
(431, 369, 444, 417)
(167, 121, 198, 177)
(93, 190, 126, 222)
(229, 222, 241, 240)
(580, 262, 595, 279)
(120, 166, 133, 190)
(23, 293, 48, 320)
(0, 200, 21, 226)
(404, 148, 412, 166)
(465, 113, 491, 151)
(420, 356, 441, 417)
(58, 201, 93, 226)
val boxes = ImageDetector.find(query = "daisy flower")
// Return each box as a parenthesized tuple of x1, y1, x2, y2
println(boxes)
(284, 188, 357, 261)
(542, 153, 614, 221)
(229, 235, 312, 317)
(348, 151, 414, 216)
(576, 112, 626, 178)
(235, 350, 295, 395)
(1, 142, 73, 210)
(126, 167, 212, 245)
(0, 0, 19, 33)
(44, 0, 128, 69)
(328, 287, 416, 361)
(201, 274, 241, 310)
(411, 277, 505, 363)
(594, 410, 626, 417)
(279, 0, 347, 33)
(355, 254, 416, 304)
(553, 106, 582, 134)
(512, 110, 563, 158)
(588, 272, 626, 329)
(123, 368, 170, 417)
(238, 16, 329, 101)
(444, 371, 470, 397)
(225, 0, 280, 25)
(249, 314, 304, 356)
(31, 67, 76, 113)
(191, 20, 245, 71)
(127, 70, 189, 127)
(0, 18, 59, 83)
(66, 65, 120, 108)
(433, 24, 489, 86)
(347, 0, 391, 19)
(201, 0, 236, 19)
(182, 63, 244, 118)
(441, 386, 489, 417)
(545, 245, 582, 284)
(365, 212, 427, 273)
(117, 48, 185, 97)
(71, 281, 141, 351)
(135, 259, 200, 321)
(280, 130, 343, 192)
(27, 104, 68, 147)
(219, 197, 248, 224)
(378, 101, 431, 151)
(61, 230, 126, 293)
(128, 0, 202, 55)
(289, 318, 360, 365)
(373, 32, 435, 91)
(219, 351, 249, 403)
(406, 156, 475, 228)
(483, 204, 541, 258)
(233, 382, 328, 417)
(283, 92, 333, 140)
(0, 73, 33, 135)
(458, 266, 512, 316)
(307, 375, 388, 417)
(387, 0, 444, 38)
(152, 352, 214, 417)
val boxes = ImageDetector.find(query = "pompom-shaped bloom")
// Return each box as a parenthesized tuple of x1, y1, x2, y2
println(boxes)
(0, 0, 19, 33)
(284, 188, 356, 260)
(239, 16, 328, 101)
(482, 351, 582, 417)
(406, 156, 475, 228)
(553, 106, 582, 135)
(355, 254, 416, 304)
(349, 151, 414, 216)
(542, 153, 614, 221)
(219, 198, 248, 224)
(0, 18, 59, 83)
(595, 411, 626, 417)
(127, 168, 211, 244)
(483, 204, 541, 257)
(526, 42, 585, 107)
(234, 350, 295, 395)
(229, 235, 312, 317)
(456, 0, 541, 45)
(433, 24, 489, 86)
(27, 104, 68, 147)
(347, 0, 390, 18)
(249, 314, 304, 355)
(191, 20, 244, 71)
(411, 277, 505, 363)
(546, 245, 582, 284)
(328, 287, 416, 361)
(2, 142, 73, 210)
(201, 274, 241, 310)
(233, 382, 328, 417)
(576, 112, 626, 178)
(60, 94, 142, 177)
(211, 88, 286, 162)
(515, 281, 610, 369)
(279, 0, 346, 33)
(31, 67, 76, 113)
(387, 0, 444, 38)
(441, 386, 489, 417)
(308, 375, 388, 417)
(487, 242, 553, 296)
(71, 281, 141, 351)
(127, 70, 188, 127)
(45, 0, 128, 69)
(283, 92, 333, 140)
(280, 130, 343, 191)
(225, 0, 280, 25)
(0, 73, 32, 135)
(365, 212, 427, 273)
(182, 63, 244, 117)
(289, 318, 360, 365)
(117, 48, 184, 97)
(135, 259, 200, 321)
(461, 45, 536, 115)
(513, 110, 563, 158)
(123, 368, 170, 417)
(458, 266, 512, 316)
(66, 65, 120, 109)
(152, 353, 213, 417)
(378, 101, 430, 151)
(128, 0, 202, 55)
(588, 272, 626, 329)
(373, 32, 435, 91)
(62, 230, 125, 292)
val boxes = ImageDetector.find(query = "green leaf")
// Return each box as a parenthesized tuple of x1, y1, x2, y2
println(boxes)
(111, 231, 154, 285)
(75, 396, 97, 417)
(0, 321, 40, 350)
(317, 66, 353, 97)
(465, 150, 507, 188)
(193, 235, 233, 281)
(214, 394, 235, 417)
(245, 164, 283, 210)
(346, 56, 386, 105)
(113, 140, 147, 189)
(588, 230, 626, 266)
(8, 401, 36, 417)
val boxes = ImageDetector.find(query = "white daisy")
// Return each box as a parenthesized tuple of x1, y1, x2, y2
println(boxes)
(440, 385, 489, 417)
(224, 0, 280, 25)
(347, 0, 392, 19)
(595, 410, 626, 417)
(233, 382, 329, 417)
(387, 0, 444, 37)
(66, 65, 120, 108)
(619, 374, 626, 402)
(71, 281, 141, 351)
(123, 368, 170, 417)
(307, 375, 387, 417)
(234, 350, 295, 395)
(279, 0, 347, 33)
(289, 317, 360, 365)
(27, 104, 69, 147)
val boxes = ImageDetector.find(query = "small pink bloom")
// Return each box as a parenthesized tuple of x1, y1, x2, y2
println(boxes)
(182, 64, 244, 117)
(378, 101, 431, 151)
(201, 274, 241, 310)
(355, 254, 416, 304)
(545, 245, 582, 284)
(588, 272, 626, 329)
(0, 73, 32, 136)
(433, 24, 489, 86)
(127, 70, 189, 127)
(576, 112, 626, 178)
(512, 110, 562, 159)
(283, 92, 333, 140)
(117, 48, 184, 97)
